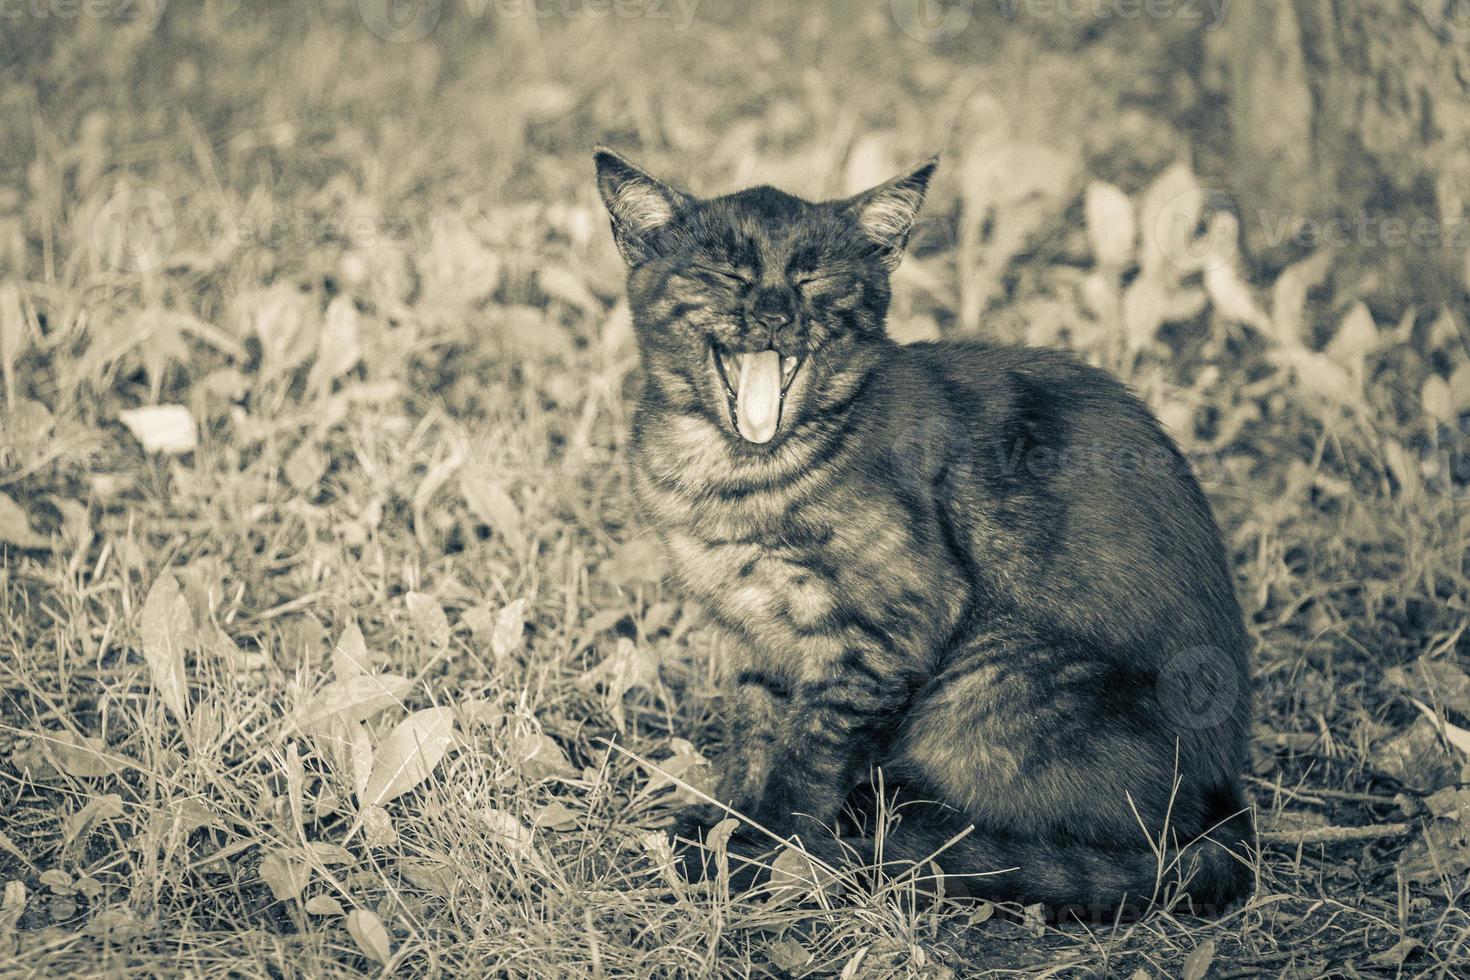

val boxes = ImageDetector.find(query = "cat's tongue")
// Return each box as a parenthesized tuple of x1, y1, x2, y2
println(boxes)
(735, 350, 782, 444)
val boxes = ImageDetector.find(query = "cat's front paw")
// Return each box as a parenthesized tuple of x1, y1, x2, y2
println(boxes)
(669, 808, 769, 889)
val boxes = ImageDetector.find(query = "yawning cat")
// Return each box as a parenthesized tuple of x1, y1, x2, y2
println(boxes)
(594, 147, 1254, 919)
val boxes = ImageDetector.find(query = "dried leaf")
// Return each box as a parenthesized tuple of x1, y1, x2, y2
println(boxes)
(1270, 250, 1333, 347)
(140, 573, 193, 719)
(765, 846, 836, 908)
(481, 807, 538, 864)
(0, 491, 49, 550)
(295, 673, 413, 733)
(118, 405, 197, 455)
(283, 439, 326, 492)
(460, 473, 524, 541)
(1411, 698, 1470, 757)
(258, 850, 311, 902)
(508, 731, 577, 782)
(307, 295, 362, 390)
(1182, 939, 1216, 980)
(491, 598, 528, 662)
(1384, 659, 1470, 716)
(1122, 274, 1169, 353)
(345, 908, 392, 965)
(62, 794, 125, 847)
(361, 804, 399, 847)
(1083, 181, 1136, 270)
(1368, 937, 1422, 968)
(766, 937, 813, 973)
(284, 742, 305, 833)
(304, 894, 345, 916)
(332, 622, 370, 680)
(259, 843, 354, 903)
(532, 800, 579, 831)
(580, 638, 663, 733)
(1139, 162, 1202, 276)
(1205, 262, 1270, 333)
(1327, 302, 1378, 375)
(1423, 376, 1455, 425)
(45, 730, 129, 778)
(362, 707, 456, 806)
(405, 592, 450, 657)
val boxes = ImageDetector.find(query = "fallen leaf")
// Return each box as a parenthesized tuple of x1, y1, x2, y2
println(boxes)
(258, 843, 354, 903)
(398, 858, 458, 898)
(1384, 659, 1470, 716)
(40, 869, 73, 894)
(1205, 262, 1270, 333)
(1423, 376, 1455, 425)
(1139, 162, 1203, 276)
(1270, 250, 1333, 347)
(1084, 181, 1136, 270)
(491, 598, 528, 662)
(283, 439, 326, 492)
(1182, 939, 1216, 980)
(0, 491, 49, 550)
(345, 908, 392, 965)
(332, 622, 370, 680)
(118, 405, 197, 455)
(1367, 937, 1422, 968)
(508, 731, 577, 782)
(765, 845, 836, 908)
(1410, 698, 1470, 757)
(362, 707, 456, 806)
(480, 807, 543, 870)
(258, 850, 312, 902)
(460, 473, 524, 541)
(139, 573, 193, 719)
(362, 804, 399, 847)
(295, 673, 413, 733)
(45, 730, 130, 778)
(405, 591, 450, 658)
(62, 793, 125, 848)
(304, 894, 345, 916)
(766, 937, 813, 973)
(580, 638, 663, 733)
(532, 800, 579, 831)
(306, 295, 362, 390)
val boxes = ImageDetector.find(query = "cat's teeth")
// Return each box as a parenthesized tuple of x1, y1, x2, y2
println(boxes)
(782, 355, 798, 385)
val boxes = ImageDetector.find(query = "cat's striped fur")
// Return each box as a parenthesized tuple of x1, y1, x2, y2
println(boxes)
(595, 148, 1254, 917)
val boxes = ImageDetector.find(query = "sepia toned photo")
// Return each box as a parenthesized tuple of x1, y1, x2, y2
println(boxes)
(1, 2, 1467, 976)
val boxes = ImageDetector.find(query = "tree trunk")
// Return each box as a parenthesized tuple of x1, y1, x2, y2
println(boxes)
(1201, 0, 1470, 321)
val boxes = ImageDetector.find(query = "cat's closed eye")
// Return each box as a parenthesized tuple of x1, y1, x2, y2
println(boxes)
(690, 264, 749, 286)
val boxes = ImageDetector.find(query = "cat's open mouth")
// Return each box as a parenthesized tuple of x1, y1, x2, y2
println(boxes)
(712, 348, 804, 444)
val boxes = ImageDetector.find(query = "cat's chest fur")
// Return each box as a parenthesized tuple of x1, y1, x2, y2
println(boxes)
(631, 411, 967, 680)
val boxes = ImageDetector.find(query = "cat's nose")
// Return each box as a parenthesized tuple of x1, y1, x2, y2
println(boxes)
(755, 309, 791, 329)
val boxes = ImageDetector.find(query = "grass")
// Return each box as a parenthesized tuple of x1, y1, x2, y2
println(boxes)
(2, 3, 1469, 976)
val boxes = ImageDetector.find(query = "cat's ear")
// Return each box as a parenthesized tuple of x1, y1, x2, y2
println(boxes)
(593, 148, 692, 265)
(846, 156, 939, 270)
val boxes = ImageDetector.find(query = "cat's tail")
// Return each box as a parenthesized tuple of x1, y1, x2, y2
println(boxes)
(801, 794, 1255, 920)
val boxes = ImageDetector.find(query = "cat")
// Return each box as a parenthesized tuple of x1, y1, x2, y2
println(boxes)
(593, 146, 1255, 920)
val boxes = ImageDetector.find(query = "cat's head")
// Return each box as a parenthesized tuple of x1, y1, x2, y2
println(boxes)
(594, 148, 936, 447)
